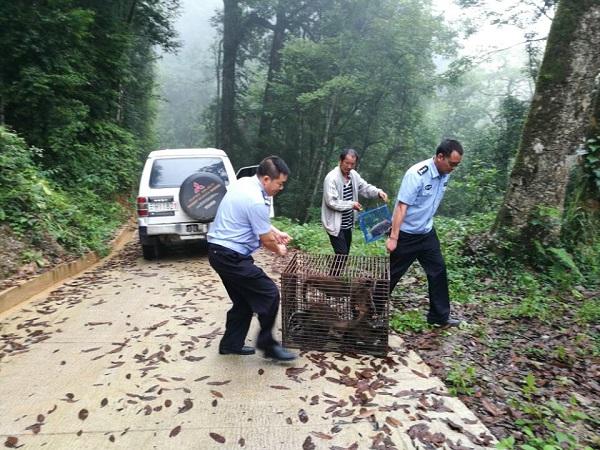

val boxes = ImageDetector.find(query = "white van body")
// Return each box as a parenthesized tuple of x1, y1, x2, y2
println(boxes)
(137, 148, 237, 259)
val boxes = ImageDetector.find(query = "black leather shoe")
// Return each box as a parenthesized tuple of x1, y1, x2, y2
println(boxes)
(428, 318, 463, 327)
(219, 346, 256, 355)
(263, 345, 297, 361)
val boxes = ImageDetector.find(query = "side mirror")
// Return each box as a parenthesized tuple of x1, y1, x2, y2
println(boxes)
(235, 165, 258, 179)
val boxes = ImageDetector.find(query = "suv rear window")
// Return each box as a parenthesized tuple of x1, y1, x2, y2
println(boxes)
(149, 157, 230, 188)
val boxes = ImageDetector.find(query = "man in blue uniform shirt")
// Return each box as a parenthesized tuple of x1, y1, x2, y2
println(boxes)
(207, 156, 296, 361)
(386, 139, 464, 327)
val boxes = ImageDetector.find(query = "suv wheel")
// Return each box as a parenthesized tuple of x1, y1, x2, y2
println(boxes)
(142, 243, 161, 260)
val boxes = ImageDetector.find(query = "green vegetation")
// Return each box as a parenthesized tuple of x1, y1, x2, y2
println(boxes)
(390, 310, 430, 333)
(0, 2, 179, 273)
(0, 127, 128, 257)
(273, 216, 387, 257)
(273, 213, 599, 447)
(445, 363, 477, 396)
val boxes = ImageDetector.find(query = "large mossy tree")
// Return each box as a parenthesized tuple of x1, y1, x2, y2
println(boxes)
(493, 0, 600, 251)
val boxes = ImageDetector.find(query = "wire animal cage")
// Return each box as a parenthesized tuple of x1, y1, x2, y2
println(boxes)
(281, 253, 390, 356)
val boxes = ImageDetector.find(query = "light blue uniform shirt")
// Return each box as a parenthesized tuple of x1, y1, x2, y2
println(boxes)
(207, 176, 272, 255)
(396, 157, 450, 234)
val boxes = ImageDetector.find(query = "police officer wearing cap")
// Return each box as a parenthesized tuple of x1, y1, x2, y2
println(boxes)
(207, 156, 297, 361)
(386, 139, 464, 327)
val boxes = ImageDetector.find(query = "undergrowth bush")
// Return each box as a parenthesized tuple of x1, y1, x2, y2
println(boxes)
(272, 217, 386, 256)
(273, 211, 599, 297)
(0, 126, 128, 258)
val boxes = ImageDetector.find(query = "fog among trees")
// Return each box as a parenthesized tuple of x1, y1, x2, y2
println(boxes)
(155, 0, 222, 148)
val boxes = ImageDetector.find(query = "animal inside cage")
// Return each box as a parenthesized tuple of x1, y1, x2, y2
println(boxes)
(281, 253, 390, 356)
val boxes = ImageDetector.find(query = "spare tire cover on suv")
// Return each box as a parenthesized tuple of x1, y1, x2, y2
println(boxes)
(179, 172, 227, 222)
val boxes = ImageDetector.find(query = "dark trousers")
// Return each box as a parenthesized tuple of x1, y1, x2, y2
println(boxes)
(328, 228, 353, 255)
(207, 244, 279, 351)
(389, 229, 450, 323)
(328, 228, 353, 276)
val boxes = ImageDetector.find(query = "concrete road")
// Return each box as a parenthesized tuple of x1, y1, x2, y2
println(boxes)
(0, 241, 496, 449)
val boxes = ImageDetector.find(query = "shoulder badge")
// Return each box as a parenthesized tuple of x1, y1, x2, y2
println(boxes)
(417, 165, 429, 176)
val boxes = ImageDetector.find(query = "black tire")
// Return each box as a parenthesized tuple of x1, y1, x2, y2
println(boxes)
(142, 243, 160, 260)
(179, 172, 227, 222)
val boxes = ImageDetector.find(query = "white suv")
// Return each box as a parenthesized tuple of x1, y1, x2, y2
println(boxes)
(136, 148, 237, 260)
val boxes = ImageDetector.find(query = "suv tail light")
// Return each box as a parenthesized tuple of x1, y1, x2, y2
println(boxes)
(137, 196, 148, 217)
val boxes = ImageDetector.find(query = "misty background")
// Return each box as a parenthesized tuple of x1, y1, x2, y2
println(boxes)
(155, 0, 221, 149)
(155, 0, 551, 159)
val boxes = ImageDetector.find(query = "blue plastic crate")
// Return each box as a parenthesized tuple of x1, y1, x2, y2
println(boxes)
(358, 205, 392, 243)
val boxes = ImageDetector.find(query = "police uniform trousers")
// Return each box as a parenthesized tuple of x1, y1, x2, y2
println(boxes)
(389, 229, 450, 323)
(208, 244, 279, 351)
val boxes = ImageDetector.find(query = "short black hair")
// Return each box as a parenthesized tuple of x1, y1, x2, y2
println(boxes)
(436, 139, 464, 157)
(257, 155, 290, 179)
(339, 148, 359, 162)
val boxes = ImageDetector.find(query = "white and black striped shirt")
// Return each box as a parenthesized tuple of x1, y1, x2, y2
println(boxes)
(341, 179, 353, 229)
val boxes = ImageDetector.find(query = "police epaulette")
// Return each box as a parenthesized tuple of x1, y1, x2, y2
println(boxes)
(417, 166, 429, 176)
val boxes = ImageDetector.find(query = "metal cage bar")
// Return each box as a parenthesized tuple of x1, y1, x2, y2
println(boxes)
(281, 253, 390, 356)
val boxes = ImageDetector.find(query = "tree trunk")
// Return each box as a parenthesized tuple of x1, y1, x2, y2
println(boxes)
(214, 40, 223, 149)
(303, 97, 338, 223)
(256, 5, 287, 153)
(0, 82, 4, 125)
(493, 0, 600, 246)
(221, 0, 242, 154)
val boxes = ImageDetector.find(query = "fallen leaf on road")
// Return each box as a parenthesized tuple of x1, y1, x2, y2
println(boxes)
(411, 369, 429, 379)
(286, 367, 307, 377)
(210, 390, 223, 398)
(302, 436, 315, 450)
(357, 408, 377, 418)
(442, 418, 464, 432)
(310, 431, 332, 440)
(78, 409, 89, 421)
(298, 409, 309, 423)
(25, 423, 41, 434)
(178, 398, 193, 414)
(385, 416, 401, 428)
(209, 432, 225, 443)
(169, 426, 181, 437)
(4, 436, 19, 448)
(270, 385, 290, 390)
(207, 380, 231, 386)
